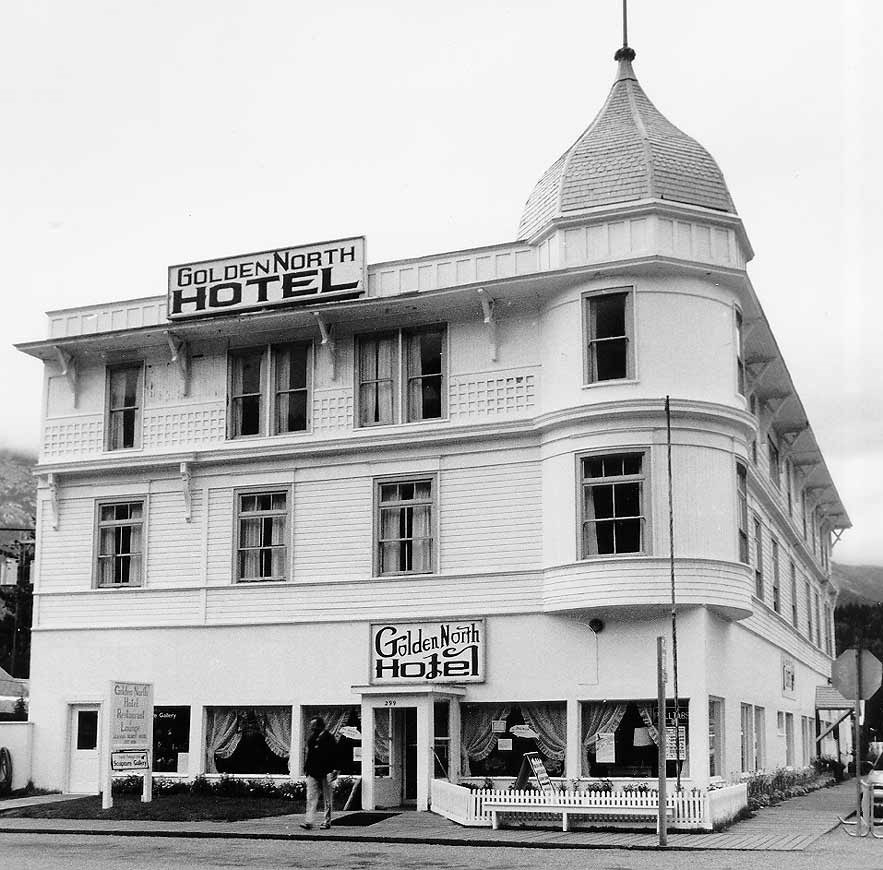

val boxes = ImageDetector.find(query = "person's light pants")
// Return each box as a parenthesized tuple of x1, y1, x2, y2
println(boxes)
(306, 774, 333, 825)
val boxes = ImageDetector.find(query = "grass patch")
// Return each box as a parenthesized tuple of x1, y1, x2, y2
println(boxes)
(0, 792, 307, 822)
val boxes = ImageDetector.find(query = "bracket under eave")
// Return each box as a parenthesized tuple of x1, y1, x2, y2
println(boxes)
(167, 333, 192, 396)
(180, 462, 192, 522)
(53, 346, 78, 408)
(314, 312, 337, 380)
(45, 473, 59, 530)
(476, 288, 498, 362)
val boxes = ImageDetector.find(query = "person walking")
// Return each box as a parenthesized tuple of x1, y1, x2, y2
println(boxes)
(301, 716, 338, 830)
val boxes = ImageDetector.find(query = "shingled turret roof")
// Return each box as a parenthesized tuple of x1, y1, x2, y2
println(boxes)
(518, 48, 736, 240)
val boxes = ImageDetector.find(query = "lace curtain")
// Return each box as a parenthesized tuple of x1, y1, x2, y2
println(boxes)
(521, 703, 567, 762)
(257, 707, 292, 761)
(460, 705, 510, 776)
(374, 708, 391, 766)
(308, 707, 353, 738)
(204, 708, 243, 774)
(359, 336, 395, 425)
(580, 702, 627, 775)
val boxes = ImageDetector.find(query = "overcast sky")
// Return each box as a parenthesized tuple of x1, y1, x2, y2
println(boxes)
(0, 1, 879, 566)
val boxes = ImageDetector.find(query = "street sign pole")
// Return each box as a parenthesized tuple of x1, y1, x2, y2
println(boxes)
(854, 646, 864, 832)
(657, 636, 667, 847)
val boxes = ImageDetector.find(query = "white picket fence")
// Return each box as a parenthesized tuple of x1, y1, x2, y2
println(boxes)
(431, 779, 717, 830)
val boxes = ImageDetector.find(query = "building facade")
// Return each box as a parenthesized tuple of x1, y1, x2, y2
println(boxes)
(17, 48, 848, 809)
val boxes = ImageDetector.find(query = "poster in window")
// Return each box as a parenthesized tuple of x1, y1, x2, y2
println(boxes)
(665, 726, 687, 761)
(596, 731, 616, 763)
(497, 738, 513, 751)
(782, 656, 796, 698)
(492, 719, 507, 733)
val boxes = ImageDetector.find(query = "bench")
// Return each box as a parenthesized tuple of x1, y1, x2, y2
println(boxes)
(484, 799, 669, 832)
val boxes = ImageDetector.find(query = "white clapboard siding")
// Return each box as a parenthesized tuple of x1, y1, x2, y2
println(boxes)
(37, 497, 96, 592)
(37, 589, 204, 629)
(205, 488, 235, 586)
(204, 572, 542, 625)
(292, 477, 373, 581)
(145, 490, 204, 587)
(440, 463, 543, 573)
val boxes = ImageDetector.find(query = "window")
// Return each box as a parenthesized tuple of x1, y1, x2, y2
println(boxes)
(708, 698, 724, 778)
(737, 464, 749, 563)
(357, 326, 445, 426)
(236, 491, 288, 582)
(814, 592, 821, 647)
(801, 489, 808, 540)
(824, 602, 833, 655)
(735, 308, 745, 395)
(273, 343, 311, 434)
(581, 453, 645, 557)
(376, 478, 435, 575)
(229, 343, 312, 438)
(753, 517, 763, 599)
(805, 581, 813, 640)
(767, 436, 780, 489)
(785, 712, 794, 766)
(106, 363, 143, 450)
(153, 707, 190, 773)
(584, 290, 633, 383)
(771, 537, 780, 613)
(230, 348, 265, 437)
(753, 706, 766, 769)
(76, 710, 99, 750)
(790, 561, 798, 627)
(96, 500, 144, 587)
(801, 715, 815, 766)
(205, 707, 290, 775)
(785, 459, 793, 515)
(740, 703, 754, 772)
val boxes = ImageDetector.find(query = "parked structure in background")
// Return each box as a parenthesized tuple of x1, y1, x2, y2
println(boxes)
(15, 40, 849, 810)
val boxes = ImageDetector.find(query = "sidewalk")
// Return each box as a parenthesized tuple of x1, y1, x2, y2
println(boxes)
(0, 779, 859, 852)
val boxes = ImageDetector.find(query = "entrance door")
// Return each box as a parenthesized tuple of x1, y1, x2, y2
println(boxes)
(68, 705, 100, 794)
(402, 708, 417, 804)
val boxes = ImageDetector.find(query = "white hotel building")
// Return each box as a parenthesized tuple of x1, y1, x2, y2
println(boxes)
(17, 47, 848, 810)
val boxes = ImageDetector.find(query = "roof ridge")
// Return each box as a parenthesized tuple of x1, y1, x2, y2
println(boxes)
(624, 78, 657, 199)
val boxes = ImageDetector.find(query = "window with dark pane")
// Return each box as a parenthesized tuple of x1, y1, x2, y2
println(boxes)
(735, 308, 745, 395)
(76, 710, 99, 750)
(273, 342, 310, 433)
(107, 364, 142, 450)
(358, 334, 397, 426)
(230, 349, 264, 437)
(737, 463, 749, 563)
(97, 501, 143, 586)
(237, 491, 287, 581)
(586, 292, 630, 382)
(377, 479, 433, 575)
(581, 453, 644, 557)
(406, 327, 444, 421)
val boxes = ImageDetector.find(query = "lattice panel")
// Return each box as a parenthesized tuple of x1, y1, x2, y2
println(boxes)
(42, 417, 104, 457)
(449, 374, 536, 419)
(142, 406, 226, 448)
(312, 392, 354, 433)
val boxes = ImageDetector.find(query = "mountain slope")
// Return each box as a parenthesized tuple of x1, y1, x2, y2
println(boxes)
(832, 562, 883, 605)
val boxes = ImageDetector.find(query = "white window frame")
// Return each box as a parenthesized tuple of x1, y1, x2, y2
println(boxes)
(767, 435, 781, 490)
(771, 537, 781, 613)
(228, 343, 313, 439)
(105, 362, 144, 451)
(735, 306, 745, 396)
(753, 515, 764, 600)
(578, 450, 649, 559)
(356, 325, 447, 428)
(233, 487, 291, 583)
(582, 287, 636, 385)
(93, 497, 147, 588)
(737, 463, 749, 564)
(373, 474, 438, 577)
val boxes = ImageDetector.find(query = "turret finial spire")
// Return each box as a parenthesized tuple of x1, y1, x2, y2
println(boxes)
(614, 0, 636, 62)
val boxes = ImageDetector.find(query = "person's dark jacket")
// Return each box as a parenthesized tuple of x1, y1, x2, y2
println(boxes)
(304, 729, 337, 778)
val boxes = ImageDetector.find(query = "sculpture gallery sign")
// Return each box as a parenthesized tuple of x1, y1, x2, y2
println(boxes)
(370, 619, 485, 684)
(109, 680, 154, 771)
(167, 236, 366, 319)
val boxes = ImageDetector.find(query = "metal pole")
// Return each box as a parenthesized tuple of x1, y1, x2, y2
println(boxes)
(666, 396, 682, 790)
(657, 636, 667, 847)
(855, 644, 864, 830)
(622, 0, 628, 47)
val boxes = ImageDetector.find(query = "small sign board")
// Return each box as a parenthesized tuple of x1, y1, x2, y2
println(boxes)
(103, 680, 154, 809)
(492, 719, 507, 734)
(370, 619, 484, 684)
(513, 751, 554, 795)
(595, 731, 616, 764)
(111, 750, 150, 772)
(665, 726, 687, 761)
(497, 738, 513, 752)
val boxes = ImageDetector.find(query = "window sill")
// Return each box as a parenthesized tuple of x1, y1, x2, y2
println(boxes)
(94, 584, 143, 590)
(581, 378, 638, 390)
(373, 571, 437, 579)
(234, 578, 288, 585)
(578, 552, 648, 561)
(356, 417, 449, 430)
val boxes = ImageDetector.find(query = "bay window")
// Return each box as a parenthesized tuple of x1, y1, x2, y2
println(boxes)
(581, 452, 645, 557)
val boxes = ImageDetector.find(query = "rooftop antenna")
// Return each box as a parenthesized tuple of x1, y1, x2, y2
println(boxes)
(614, 0, 636, 61)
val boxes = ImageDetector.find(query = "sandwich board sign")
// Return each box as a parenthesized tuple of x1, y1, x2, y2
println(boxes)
(103, 681, 154, 809)
(513, 751, 555, 795)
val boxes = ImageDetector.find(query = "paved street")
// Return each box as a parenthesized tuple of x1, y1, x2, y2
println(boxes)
(4, 828, 883, 870)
